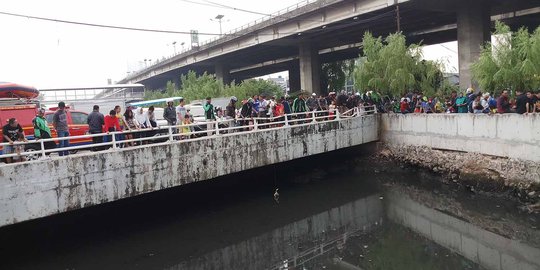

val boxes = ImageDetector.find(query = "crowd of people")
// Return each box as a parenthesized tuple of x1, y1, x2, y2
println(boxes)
(3, 88, 538, 164)
(1, 91, 368, 163)
(398, 88, 540, 114)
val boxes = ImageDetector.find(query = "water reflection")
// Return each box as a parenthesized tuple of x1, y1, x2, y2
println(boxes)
(166, 195, 383, 270)
(386, 187, 540, 270)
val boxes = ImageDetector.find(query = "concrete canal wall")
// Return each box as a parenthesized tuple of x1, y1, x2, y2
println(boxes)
(387, 190, 540, 270)
(381, 114, 540, 162)
(0, 115, 378, 228)
(380, 114, 540, 193)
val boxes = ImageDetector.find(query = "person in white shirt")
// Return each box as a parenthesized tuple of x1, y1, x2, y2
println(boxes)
(176, 98, 187, 123)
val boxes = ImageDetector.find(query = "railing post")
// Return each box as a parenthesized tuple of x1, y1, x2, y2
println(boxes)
(168, 126, 174, 142)
(112, 132, 117, 150)
(311, 111, 316, 123)
(40, 140, 46, 158)
(284, 114, 289, 126)
(215, 121, 220, 135)
(253, 118, 258, 131)
(336, 109, 341, 120)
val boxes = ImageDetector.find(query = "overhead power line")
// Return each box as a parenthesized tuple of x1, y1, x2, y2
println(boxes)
(0, 10, 222, 36)
(201, 0, 270, 16)
(441, 44, 457, 54)
(0, 8, 396, 37)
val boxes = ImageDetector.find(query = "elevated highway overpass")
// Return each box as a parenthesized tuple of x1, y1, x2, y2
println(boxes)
(120, 0, 540, 92)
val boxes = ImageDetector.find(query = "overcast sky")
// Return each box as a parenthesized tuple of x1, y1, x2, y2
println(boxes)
(0, 0, 458, 89)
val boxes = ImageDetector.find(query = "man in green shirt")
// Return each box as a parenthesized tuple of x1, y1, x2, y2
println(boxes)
(292, 92, 307, 113)
(33, 108, 56, 150)
(455, 93, 468, 113)
(292, 92, 308, 124)
(204, 97, 215, 135)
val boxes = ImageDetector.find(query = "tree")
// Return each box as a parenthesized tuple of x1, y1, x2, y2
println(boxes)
(321, 60, 355, 93)
(224, 79, 283, 101)
(472, 22, 540, 96)
(144, 71, 283, 104)
(353, 32, 446, 97)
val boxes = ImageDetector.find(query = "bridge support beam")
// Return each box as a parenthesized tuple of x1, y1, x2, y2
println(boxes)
(457, 1, 490, 91)
(215, 63, 231, 85)
(299, 43, 321, 95)
(288, 61, 301, 94)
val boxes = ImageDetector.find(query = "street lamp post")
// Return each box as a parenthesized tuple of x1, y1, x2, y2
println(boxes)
(211, 14, 225, 37)
(172, 41, 177, 54)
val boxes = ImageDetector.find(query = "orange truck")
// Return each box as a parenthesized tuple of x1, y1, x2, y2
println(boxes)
(0, 102, 92, 158)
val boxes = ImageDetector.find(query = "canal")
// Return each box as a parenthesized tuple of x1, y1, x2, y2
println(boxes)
(0, 145, 538, 270)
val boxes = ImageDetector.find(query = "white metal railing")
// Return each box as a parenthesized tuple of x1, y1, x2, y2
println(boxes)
(0, 106, 375, 163)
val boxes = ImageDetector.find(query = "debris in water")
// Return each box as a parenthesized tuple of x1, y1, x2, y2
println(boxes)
(274, 188, 279, 203)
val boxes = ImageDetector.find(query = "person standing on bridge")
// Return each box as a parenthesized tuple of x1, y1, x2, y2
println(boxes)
(225, 96, 238, 133)
(239, 98, 253, 131)
(292, 92, 307, 123)
(53, 101, 69, 156)
(306, 93, 318, 112)
(103, 110, 121, 146)
(33, 108, 55, 152)
(204, 97, 215, 136)
(175, 98, 187, 123)
(2, 118, 24, 164)
(164, 99, 177, 127)
(87, 105, 105, 151)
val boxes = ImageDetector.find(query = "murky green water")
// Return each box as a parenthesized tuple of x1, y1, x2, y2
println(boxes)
(0, 148, 538, 270)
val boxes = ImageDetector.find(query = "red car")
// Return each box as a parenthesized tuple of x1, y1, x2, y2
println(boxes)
(0, 104, 92, 159)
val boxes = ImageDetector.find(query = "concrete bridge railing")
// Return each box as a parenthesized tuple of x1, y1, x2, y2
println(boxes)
(0, 113, 379, 228)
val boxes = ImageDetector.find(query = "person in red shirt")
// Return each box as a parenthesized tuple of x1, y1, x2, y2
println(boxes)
(400, 97, 410, 114)
(103, 110, 121, 144)
(273, 99, 285, 126)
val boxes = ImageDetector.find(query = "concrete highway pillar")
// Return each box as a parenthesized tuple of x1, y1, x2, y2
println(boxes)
(457, 2, 490, 91)
(288, 61, 301, 94)
(215, 63, 231, 85)
(299, 42, 321, 95)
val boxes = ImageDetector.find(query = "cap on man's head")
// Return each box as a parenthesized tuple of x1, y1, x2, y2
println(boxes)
(311, 93, 316, 96)
(58, 101, 66, 108)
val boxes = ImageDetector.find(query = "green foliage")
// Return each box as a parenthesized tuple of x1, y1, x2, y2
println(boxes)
(354, 32, 446, 97)
(322, 59, 356, 93)
(472, 21, 540, 96)
(224, 79, 283, 100)
(144, 71, 283, 104)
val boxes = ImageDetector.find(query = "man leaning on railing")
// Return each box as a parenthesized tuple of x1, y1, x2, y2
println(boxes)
(2, 118, 25, 164)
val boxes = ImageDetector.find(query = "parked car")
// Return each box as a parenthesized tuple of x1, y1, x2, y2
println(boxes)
(0, 103, 92, 160)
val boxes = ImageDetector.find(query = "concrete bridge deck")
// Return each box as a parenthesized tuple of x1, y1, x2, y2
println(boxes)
(0, 114, 379, 228)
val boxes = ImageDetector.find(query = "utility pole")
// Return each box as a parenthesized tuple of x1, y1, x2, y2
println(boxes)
(396, 5, 401, 32)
